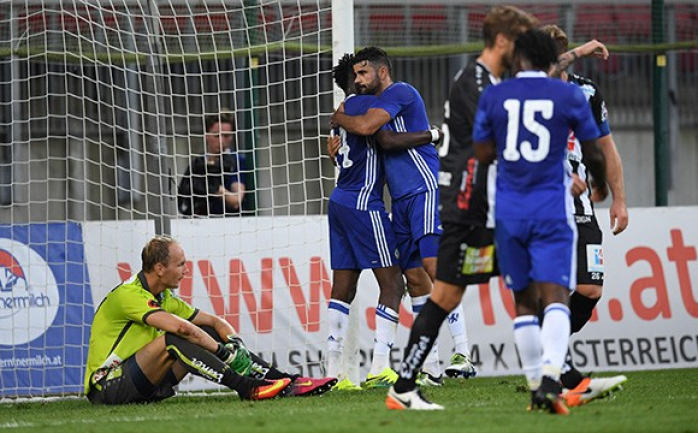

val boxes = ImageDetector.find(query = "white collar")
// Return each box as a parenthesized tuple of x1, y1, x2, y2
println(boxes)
(515, 71, 548, 78)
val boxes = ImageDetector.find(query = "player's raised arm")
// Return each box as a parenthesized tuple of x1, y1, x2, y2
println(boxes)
(551, 39, 609, 77)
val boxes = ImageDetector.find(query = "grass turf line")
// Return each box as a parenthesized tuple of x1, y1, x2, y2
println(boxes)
(0, 369, 696, 433)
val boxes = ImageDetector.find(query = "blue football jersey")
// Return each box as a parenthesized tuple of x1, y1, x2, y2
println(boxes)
(371, 82, 439, 200)
(473, 71, 600, 220)
(331, 94, 386, 211)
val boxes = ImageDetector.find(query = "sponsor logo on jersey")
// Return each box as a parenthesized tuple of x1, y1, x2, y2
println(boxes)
(579, 83, 596, 101)
(586, 244, 604, 273)
(0, 240, 60, 346)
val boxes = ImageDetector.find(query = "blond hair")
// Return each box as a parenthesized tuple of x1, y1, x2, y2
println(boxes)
(482, 6, 539, 48)
(540, 24, 569, 55)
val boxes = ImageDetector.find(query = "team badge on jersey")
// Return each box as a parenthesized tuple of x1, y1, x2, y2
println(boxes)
(148, 299, 161, 309)
(586, 244, 604, 273)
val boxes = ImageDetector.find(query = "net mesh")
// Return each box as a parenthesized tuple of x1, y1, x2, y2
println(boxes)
(1, 0, 334, 398)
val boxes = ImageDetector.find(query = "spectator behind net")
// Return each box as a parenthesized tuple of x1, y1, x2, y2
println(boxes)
(178, 111, 246, 216)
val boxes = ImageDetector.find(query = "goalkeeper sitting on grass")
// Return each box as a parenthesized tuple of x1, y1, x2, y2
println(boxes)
(84, 235, 336, 405)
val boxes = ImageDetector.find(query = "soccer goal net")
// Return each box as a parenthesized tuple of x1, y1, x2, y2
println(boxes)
(0, 0, 339, 398)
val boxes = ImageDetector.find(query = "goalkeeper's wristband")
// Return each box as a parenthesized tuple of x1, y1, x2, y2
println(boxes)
(214, 342, 232, 362)
(429, 128, 440, 143)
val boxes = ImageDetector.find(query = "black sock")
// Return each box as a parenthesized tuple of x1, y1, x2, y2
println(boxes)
(163, 332, 266, 398)
(560, 350, 586, 389)
(393, 299, 449, 393)
(249, 352, 297, 381)
(569, 292, 600, 334)
(198, 325, 294, 381)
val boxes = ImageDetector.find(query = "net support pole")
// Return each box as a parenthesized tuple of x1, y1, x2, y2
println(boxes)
(9, 6, 29, 214)
(652, 0, 669, 206)
(142, 0, 176, 234)
(243, 0, 260, 216)
(331, 0, 362, 386)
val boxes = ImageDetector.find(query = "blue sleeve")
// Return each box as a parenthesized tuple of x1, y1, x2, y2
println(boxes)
(472, 90, 494, 144)
(370, 84, 412, 120)
(569, 87, 600, 143)
(345, 95, 389, 132)
(597, 117, 611, 138)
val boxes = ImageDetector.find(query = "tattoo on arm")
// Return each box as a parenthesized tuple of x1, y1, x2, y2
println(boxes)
(552, 49, 579, 77)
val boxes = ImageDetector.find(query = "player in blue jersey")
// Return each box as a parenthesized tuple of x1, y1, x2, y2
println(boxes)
(542, 24, 629, 407)
(326, 54, 444, 391)
(331, 47, 459, 387)
(472, 29, 607, 415)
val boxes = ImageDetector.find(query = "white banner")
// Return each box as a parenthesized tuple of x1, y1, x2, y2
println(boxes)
(82, 206, 698, 390)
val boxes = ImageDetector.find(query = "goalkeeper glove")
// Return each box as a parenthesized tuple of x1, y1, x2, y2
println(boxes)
(214, 337, 253, 376)
(224, 336, 253, 376)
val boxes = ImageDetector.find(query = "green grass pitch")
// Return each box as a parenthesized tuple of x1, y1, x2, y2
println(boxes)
(1, 368, 696, 433)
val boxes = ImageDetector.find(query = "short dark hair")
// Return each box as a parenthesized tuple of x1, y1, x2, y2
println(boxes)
(514, 29, 559, 72)
(205, 111, 236, 134)
(332, 53, 355, 95)
(142, 235, 177, 272)
(354, 46, 392, 76)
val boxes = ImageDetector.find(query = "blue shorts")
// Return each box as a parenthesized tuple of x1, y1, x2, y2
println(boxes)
(391, 190, 442, 270)
(495, 218, 577, 292)
(328, 200, 398, 270)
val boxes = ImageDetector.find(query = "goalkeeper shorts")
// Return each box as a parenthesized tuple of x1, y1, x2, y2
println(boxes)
(87, 356, 178, 405)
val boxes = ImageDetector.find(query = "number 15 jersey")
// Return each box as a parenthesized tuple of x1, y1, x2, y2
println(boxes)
(473, 71, 600, 221)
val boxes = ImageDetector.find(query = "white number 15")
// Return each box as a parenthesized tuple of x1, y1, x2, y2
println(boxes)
(502, 99, 553, 162)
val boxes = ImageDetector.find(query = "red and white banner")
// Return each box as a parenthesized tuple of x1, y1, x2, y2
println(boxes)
(83, 206, 698, 389)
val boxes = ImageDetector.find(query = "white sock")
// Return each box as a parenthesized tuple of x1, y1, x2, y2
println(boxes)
(326, 299, 350, 378)
(513, 315, 542, 391)
(371, 303, 399, 375)
(412, 295, 442, 376)
(447, 304, 470, 356)
(540, 303, 571, 381)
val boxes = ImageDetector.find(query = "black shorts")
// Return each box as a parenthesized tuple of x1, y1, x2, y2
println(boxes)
(87, 356, 178, 405)
(575, 214, 604, 286)
(436, 222, 499, 286)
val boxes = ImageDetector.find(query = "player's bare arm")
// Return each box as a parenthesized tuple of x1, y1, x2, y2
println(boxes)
(192, 310, 238, 340)
(376, 127, 443, 150)
(330, 107, 391, 136)
(552, 40, 609, 77)
(473, 140, 496, 164)
(146, 310, 219, 352)
(580, 138, 609, 202)
(594, 133, 629, 234)
(220, 182, 245, 210)
(571, 173, 588, 197)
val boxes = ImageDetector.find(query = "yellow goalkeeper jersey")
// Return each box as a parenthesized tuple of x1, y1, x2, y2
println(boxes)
(83, 272, 197, 394)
